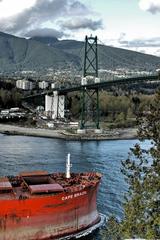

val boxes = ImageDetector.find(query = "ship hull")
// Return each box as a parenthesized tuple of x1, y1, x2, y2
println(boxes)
(0, 184, 100, 240)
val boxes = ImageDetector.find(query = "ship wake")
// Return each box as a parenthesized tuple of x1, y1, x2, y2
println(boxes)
(59, 213, 106, 240)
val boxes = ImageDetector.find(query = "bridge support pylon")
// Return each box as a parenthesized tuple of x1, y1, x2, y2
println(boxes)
(79, 35, 100, 130)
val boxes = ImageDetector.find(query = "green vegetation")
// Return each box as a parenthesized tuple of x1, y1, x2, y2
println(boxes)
(69, 92, 154, 128)
(101, 92, 154, 128)
(0, 88, 22, 108)
(100, 90, 160, 239)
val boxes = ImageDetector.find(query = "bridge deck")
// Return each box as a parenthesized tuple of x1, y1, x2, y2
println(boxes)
(23, 75, 159, 99)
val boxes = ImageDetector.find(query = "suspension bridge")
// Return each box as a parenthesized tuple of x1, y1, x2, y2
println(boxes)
(23, 36, 160, 131)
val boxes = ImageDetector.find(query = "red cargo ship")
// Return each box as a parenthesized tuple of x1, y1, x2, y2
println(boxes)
(0, 154, 103, 240)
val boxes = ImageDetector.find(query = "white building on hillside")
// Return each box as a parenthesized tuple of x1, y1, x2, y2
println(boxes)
(39, 81, 49, 89)
(16, 80, 33, 90)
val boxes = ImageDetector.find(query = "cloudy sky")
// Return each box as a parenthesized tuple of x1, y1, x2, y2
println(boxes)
(0, 0, 160, 56)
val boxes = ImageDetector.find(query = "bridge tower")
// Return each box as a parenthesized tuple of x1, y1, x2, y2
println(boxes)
(80, 35, 100, 130)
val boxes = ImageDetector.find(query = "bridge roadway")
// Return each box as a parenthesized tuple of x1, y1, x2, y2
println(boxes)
(23, 74, 160, 99)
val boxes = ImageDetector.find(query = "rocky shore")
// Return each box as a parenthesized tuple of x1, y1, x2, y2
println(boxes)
(0, 124, 138, 140)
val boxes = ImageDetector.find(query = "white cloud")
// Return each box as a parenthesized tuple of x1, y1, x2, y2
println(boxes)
(119, 36, 160, 48)
(0, 0, 36, 18)
(0, 0, 102, 37)
(60, 18, 103, 31)
(139, 0, 160, 14)
(102, 33, 160, 57)
(119, 38, 160, 56)
(25, 28, 65, 38)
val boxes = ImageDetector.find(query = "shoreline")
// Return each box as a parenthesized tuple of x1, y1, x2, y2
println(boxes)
(0, 124, 138, 141)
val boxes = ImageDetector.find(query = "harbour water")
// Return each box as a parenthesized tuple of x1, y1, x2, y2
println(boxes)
(0, 134, 149, 239)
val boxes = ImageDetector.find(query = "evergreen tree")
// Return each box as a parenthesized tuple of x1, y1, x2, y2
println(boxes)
(121, 90, 160, 239)
(101, 90, 160, 239)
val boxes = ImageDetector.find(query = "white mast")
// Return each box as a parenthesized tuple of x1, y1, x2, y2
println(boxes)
(66, 153, 72, 178)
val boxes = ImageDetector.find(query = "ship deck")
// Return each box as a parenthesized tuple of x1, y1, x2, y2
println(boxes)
(0, 171, 101, 200)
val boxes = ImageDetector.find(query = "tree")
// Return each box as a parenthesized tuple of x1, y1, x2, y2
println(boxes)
(101, 90, 160, 239)
(100, 216, 121, 240)
(11, 89, 22, 106)
(122, 90, 160, 238)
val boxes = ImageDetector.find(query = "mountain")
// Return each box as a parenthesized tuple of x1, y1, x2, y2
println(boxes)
(30, 36, 59, 46)
(0, 31, 160, 74)
(0, 32, 80, 73)
(53, 40, 160, 71)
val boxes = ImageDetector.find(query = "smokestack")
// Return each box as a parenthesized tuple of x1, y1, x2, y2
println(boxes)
(66, 153, 72, 178)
